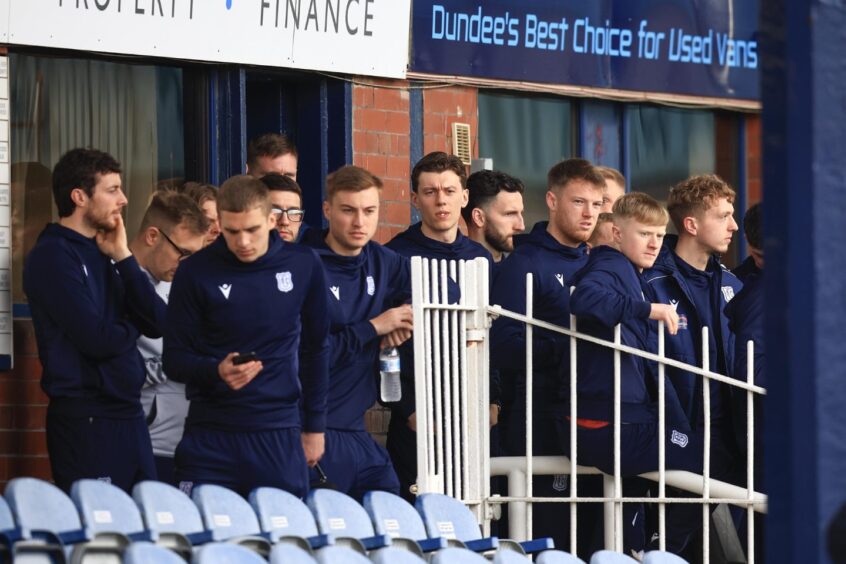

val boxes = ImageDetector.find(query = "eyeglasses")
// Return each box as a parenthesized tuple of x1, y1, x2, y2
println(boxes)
(272, 207, 305, 223)
(157, 228, 193, 260)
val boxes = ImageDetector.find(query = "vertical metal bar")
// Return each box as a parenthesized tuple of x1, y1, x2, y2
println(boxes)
(431, 261, 445, 487)
(449, 260, 461, 498)
(441, 262, 454, 498)
(702, 327, 711, 564)
(458, 260, 470, 501)
(747, 339, 755, 564)
(603, 475, 615, 551)
(509, 469, 528, 541)
(525, 273, 534, 538)
(478, 259, 492, 532)
(569, 286, 578, 556)
(412, 258, 429, 492)
(422, 259, 435, 491)
(658, 321, 667, 551)
(613, 324, 622, 553)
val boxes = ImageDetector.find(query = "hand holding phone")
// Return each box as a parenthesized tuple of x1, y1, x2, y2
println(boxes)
(232, 352, 258, 365)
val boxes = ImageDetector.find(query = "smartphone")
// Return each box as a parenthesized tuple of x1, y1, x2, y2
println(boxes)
(232, 352, 258, 365)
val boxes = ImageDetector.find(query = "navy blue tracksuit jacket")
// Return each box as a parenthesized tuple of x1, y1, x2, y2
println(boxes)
(163, 231, 330, 433)
(490, 221, 590, 428)
(643, 236, 744, 428)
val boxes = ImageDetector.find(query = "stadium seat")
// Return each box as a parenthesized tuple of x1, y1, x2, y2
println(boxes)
(642, 551, 690, 564)
(313, 545, 372, 563)
(536, 549, 588, 564)
(248, 486, 333, 551)
(362, 490, 449, 553)
(369, 546, 427, 563)
(493, 549, 532, 562)
(0, 496, 22, 561)
(191, 484, 272, 557)
(124, 541, 186, 564)
(269, 542, 319, 564)
(306, 489, 392, 554)
(133, 480, 213, 554)
(5, 476, 128, 561)
(429, 546, 489, 563)
(192, 541, 267, 563)
(71, 479, 155, 542)
(589, 550, 639, 563)
(416, 493, 554, 554)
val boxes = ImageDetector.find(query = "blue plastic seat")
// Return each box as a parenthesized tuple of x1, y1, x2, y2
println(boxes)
(248, 486, 332, 551)
(314, 545, 372, 563)
(71, 479, 152, 541)
(430, 547, 489, 563)
(589, 550, 639, 563)
(5, 476, 127, 561)
(642, 551, 690, 564)
(416, 493, 554, 554)
(306, 489, 392, 554)
(132, 480, 212, 554)
(369, 546, 427, 563)
(536, 549, 588, 564)
(191, 484, 272, 557)
(362, 491, 448, 553)
(494, 550, 532, 563)
(192, 541, 267, 563)
(0, 496, 22, 561)
(124, 541, 186, 563)
(269, 542, 319, 564)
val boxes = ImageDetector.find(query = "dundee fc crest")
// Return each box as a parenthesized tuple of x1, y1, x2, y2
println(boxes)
(276, 272, 294, 293)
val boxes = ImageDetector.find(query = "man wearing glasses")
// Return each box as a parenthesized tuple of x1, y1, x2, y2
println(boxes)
(260, 173, 306, 242)
(129, 191, 209, 484)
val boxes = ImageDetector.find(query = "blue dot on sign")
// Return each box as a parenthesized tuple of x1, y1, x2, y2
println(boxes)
(226, 0, 232, 9)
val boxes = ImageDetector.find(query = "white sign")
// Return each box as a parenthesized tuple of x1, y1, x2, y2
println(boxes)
(6, 0, 411, 78)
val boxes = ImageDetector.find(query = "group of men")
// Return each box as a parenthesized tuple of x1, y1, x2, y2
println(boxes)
(23, 132, 763, 559)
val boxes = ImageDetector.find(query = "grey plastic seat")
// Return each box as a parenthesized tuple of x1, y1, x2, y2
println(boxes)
(132, 480, 212, 556)
(124, 541, 186, 563)
(248, 486, 332, 551)
(314, 545, 372, 564)
(306, 489, 391, 554)
(589, 550, 639, 563)
(362, 490, 448, 553)
(369, 546, 427, 563)
(642, 551, 690, 564)
(269, 542, 319, 564)
(430, 547, 489, 563)
(191, 484, 272, 558)
(536, 549, 588, 564)
(192, 541, 267, 563)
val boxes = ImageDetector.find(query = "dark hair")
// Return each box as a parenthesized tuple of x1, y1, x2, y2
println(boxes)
(247, 133, 298, 173)
(743, 202, 762, 250)
(326, 165, 383, 201)
(52, 148, 122, 217)
(411, 152, 467, 193)
(667, 174, 736, 233)
(462, 170, 524, 222)
(547, 158, 606, 193)
(217, 175, 272, 215)
(140, 191, 209, 236)
(183, 182, 218, 207)
(259, 173, 303, 206)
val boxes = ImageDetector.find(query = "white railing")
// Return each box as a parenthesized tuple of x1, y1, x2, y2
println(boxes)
(410, 256, 767, 563)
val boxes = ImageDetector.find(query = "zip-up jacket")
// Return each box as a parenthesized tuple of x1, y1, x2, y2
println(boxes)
(163, 230, 330, 433)
(643, 236, 743, 425)
(569, 246, 689, 426)
(24, 223, 162, 418)
(302, 229, 411, 430)
(490, 221, 589, 411)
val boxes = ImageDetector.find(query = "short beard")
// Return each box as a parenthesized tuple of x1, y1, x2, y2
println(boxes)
(484, 225, 513, 254)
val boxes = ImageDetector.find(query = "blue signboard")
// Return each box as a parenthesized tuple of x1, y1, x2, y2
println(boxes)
(412, 0, 759, 101)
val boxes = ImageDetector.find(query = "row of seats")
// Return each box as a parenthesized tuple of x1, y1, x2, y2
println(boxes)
(0, 477, 689, 563)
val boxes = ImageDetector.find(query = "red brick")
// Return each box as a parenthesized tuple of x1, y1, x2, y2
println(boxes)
(7, 455, 52, 481)
(12, 405, 47, 430)
(383, 202, 411, 226)
(353, 85, 374, 108)
(0, 379, 48, 405)
(386, 156, 409, 180)
(357, 108, 387, 132)
(381, 179, 409, 201)
(365, 155, 388, 176)
(0, 430, 48, 456)
(366, 133, 382, 154)
(397, 135, 411, 155)
(6, 356, 43, 382)
(353, 131, 368, 155)
(373, 88, 408, 112)
(13, 320, 39, 356)
(352, 152, 367, 167)
(384, 112, 408, 135)
(377, 134, 393, 155)
(425, 89, 454, 112)
(0, 408, 12, 429)
(424, 134, 448, 154)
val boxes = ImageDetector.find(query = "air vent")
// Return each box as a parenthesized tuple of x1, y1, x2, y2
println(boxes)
(451, 122, 472, 165)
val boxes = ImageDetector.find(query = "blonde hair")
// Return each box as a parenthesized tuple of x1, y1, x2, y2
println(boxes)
(667, 174, 736, 232)
(612, 192, 669, 226)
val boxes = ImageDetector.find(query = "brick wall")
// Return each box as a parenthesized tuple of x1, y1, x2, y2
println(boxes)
(0, 319, 51, 489)
(422, 86, 479, 159)
(746, 114, 762, 204)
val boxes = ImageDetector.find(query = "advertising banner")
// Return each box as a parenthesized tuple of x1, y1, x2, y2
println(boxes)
(412, 0, 759, 100)
(4, 0, 411, 78)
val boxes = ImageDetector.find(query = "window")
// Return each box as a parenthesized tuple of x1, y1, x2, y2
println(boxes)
(478, 92, 574, 230)
(10, 53, 184, 303)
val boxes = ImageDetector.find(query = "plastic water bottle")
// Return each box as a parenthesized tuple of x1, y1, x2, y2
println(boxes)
(379, 346, 402, 402)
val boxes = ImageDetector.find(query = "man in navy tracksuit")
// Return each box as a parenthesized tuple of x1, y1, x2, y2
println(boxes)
(462, 169, 526, 271)
(563, 193, 700, 556)
(163, 175, 329, 498)
(24, 148, 161, 492)
(490, 158, 604, 549)
(642, 175, 744, 554)
(385, 152, 492, 501)
(301, 165, 412, 499)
